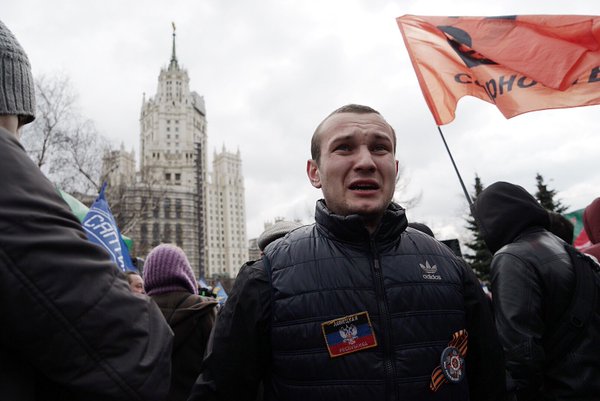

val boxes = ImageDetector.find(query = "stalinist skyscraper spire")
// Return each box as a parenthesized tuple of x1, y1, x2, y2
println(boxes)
(106, 24, 248, 280)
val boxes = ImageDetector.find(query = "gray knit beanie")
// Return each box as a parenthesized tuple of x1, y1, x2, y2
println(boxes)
(143, 244, 198, 296)
(258, 220, 302, 251)
(0, 20, 35, 124)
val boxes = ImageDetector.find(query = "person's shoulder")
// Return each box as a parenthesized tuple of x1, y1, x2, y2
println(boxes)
(264, 224, 315, 253)
(404, 228, 457, 258)
(238, 258, 270, 282)
(500, 229, 564, 258)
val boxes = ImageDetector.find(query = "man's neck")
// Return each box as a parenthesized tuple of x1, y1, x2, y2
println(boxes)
(0, 115, 19, 137)
(361, 214, 384, 234)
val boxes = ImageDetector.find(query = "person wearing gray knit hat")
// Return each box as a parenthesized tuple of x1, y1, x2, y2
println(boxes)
(0, 19, 174, 401)
(257, 220, 303, 251)
(144, 243, 199, 296)
(0, 19, 35, 130)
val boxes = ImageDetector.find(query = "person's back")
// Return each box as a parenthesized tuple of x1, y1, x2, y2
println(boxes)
(144, 244, 217, 401)
(0, 19, 173, 400)
(473, 181, 600, 400)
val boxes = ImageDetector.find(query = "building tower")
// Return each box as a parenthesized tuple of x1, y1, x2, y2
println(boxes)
(206, 147, 248, 278)
(106, 25, 247, 280)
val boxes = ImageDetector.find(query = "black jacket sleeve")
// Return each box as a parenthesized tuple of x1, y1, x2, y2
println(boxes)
(0, 128, 173, 401)
(188, 260, 271, 401)
(490, 252, 545, 401)
(460, 259, 507, 401)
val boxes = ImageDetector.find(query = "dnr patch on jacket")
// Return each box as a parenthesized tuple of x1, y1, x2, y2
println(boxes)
(321, 312, 377, 358)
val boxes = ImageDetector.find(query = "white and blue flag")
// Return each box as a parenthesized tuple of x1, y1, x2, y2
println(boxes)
(82, 183, 135, 272)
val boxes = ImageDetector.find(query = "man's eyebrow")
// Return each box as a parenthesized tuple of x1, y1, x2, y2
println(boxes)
(327, 134, 355, 147)
(371, 132, 394, 142)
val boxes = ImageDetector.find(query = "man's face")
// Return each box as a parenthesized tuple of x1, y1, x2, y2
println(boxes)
(307, 112, 398, 229)
(129, 274, 145, 294)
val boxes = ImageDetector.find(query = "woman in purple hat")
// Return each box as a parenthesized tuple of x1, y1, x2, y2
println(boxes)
(144, 244, 218, 401)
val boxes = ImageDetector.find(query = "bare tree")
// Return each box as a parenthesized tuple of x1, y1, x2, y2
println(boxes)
(21, 72, 112, 196)
(21, 73, 75, 169)
(394, 162, 422, 208)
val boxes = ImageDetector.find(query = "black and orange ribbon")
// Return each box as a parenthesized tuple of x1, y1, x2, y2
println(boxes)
(430, 329, 468, 392)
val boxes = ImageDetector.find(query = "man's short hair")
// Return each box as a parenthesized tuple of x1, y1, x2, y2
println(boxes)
(310, 104, 396, 164)
(125, 270, 142, 284)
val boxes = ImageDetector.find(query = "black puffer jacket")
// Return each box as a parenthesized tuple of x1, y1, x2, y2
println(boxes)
(190, 201, 505, 401)
(472, 181, 600, 401)
(0, 128, 173, 401)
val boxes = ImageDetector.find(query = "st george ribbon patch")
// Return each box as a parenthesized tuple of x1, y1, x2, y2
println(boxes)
(430, 329, 468, 392)
(321, 311, 378, 358)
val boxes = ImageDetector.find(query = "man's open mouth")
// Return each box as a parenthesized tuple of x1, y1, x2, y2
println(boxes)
(349, 183, 379, 191)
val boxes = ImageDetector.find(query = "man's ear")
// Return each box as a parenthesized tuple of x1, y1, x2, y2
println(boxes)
(306, 159, 322, 189)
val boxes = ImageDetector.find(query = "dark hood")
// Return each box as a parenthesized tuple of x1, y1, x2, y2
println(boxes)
(471, 181, 550, 253)
(583, 197, 600, 245)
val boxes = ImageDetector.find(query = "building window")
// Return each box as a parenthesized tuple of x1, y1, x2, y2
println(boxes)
(164, 223, 172, 242)
(165, 173, 171, 181)
(164, 197, 171, 219)
(152, 198, 160, 218)
(152, 223, 160, 246)
(141, 196, 148, 218)
(140, 223, 148, 243)
(175, 198, 182, 218)
(176, 223, 183, 246)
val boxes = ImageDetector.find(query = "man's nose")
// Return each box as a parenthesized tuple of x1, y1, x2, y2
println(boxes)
(354, 146, 376, 170)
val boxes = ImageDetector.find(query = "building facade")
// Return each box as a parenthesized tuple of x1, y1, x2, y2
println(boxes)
(105, 27, 247, 279)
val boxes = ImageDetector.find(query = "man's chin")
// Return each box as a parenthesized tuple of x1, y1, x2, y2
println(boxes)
(349, 203, 387, 219)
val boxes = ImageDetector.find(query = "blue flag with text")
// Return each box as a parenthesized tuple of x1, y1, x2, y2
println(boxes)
(83, 183, 135, 272)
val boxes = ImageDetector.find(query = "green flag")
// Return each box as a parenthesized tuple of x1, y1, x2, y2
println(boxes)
(564, 208, 591, 249)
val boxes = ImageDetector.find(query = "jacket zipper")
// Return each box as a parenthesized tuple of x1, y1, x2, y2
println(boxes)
(370, 239, 397, 401)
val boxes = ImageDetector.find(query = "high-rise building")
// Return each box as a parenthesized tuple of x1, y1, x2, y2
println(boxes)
(206, 147, 248, 278)
(104, 26, 247, 279)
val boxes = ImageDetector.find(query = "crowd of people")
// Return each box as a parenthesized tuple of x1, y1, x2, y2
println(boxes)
(1, 18, 599, 401)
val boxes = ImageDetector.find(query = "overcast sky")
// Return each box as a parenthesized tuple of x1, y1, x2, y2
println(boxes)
(5, 0, 600, 244)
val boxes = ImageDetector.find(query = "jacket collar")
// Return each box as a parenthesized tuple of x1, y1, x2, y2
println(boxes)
(314, 199, 407, 245)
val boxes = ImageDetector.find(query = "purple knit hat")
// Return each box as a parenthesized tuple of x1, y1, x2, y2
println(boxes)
(143, 244, 198, 296)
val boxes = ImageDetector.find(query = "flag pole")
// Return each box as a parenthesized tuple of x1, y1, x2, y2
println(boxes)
(437, 126, 473, 207)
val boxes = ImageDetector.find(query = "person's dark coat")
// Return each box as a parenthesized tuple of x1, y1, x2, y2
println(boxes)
(0, 127, 173, 401)
(472, 181, 600, 401)
(190, 200, 506, 401)
(152, 292, 217, 401)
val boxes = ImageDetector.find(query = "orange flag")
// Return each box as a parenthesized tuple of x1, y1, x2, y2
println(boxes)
(396, 15, 600, 125)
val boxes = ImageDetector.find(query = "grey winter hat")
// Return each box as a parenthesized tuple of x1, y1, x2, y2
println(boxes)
(258, 220, 302, 251)
(0, 20, 35, 125)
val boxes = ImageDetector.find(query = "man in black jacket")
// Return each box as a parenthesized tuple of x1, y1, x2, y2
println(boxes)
(189, 104, 506, 401)
(472, 181, 600, 400)
(0, 19, 173, 401)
